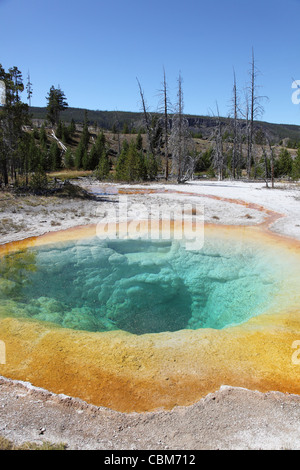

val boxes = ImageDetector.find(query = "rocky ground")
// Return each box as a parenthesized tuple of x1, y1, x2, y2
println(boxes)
(1, 376, 300, 450)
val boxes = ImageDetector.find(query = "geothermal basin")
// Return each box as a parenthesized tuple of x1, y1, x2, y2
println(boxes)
(0, 220, 300, 412)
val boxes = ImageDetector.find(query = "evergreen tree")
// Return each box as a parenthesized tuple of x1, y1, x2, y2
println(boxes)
(28, 133, 42, 171)
(56, 120, 63, 139)
(64, 148, 74, 168)
(88, 145, 98, 170)
(90, 130, 106, 170)
(275, 148, 293, 177)
(292, 148, 300, 180)
(136, 130, 143, 150)
(122, 122, 129, 134)
(49, 142, 61, 170)
(68, 118, 76, 136)
(17, 132, 31, 184)
(75, 114, 90, 169)
(126, 140, 141, 181)
(81, 111, 90, 150)
(40, 141, 49, 171)
(146, 153, 158, 180)
(0, 64, 30, 185)
(75, 140, 85, 169)
(96, 150, 110, 180)
(26, 71, 33, 107)
(39, 124, 47, 146)
(115, 139, 129, 180)
(30, 165, 48, 192)
(62, 123, 70, 143)
(195, 147, 213, 173)
(46, 85, 68, 126)
(138, 150, 147, 180)
(82, 150, 90, 171)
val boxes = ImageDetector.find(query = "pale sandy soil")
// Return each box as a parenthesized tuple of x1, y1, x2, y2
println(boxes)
(0, 178, 300, 450)
(1, 376, 300, 450)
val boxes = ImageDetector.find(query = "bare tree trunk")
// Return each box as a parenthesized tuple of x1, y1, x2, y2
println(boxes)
(136, 78, 155, 157)
(231, 70, 238, 179)
(267, 137, 275, 188)
(212, 103, 225, 180)
(262, 146, 269, 188)
(169, 73, 195, 183)
(163, 68, 169, 181)
(176, 73, 183, 183)
(248, 49, 255, 179)
(245, 48, 267, 180)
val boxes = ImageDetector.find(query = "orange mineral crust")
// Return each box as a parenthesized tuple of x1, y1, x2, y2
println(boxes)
(0, 222, 300, 413)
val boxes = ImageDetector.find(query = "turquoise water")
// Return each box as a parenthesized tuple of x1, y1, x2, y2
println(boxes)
(0, 236, 282, 334)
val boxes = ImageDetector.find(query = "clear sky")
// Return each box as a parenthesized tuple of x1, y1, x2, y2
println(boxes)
(1, 0, 300, 125)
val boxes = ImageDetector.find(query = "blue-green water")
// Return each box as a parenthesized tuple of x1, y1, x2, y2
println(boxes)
(0, 236, 281, 334)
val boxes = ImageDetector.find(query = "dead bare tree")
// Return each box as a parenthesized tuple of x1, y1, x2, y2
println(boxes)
(245, 48, 266, 178)
(266, 136, 275, 188)
(136, 77, 155, 156)
(229, 69, 240, 179)
(211, 103, 226, 180)
(136, 77, 163, 166)
(169, 73, 195, 183)
(157, 68, 172, 180)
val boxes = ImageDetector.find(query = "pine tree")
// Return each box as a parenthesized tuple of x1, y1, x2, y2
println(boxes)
(146, 153, 158, 180)
(75, 140, 85, 169)
(122, 122, 129, 134)
(275, 148, 293, 177)
(138, 150, 147, 180)
(68, 118, 76, 137)
(136, 130, 143, 150)
(126, 140, 141, 181)
(292, 148, 300, 180)
(50, 142, 61, 170)
(82, 150, 90, 170)
(56, 120, 63, 139)
(81, 111, 90, 150)
(64, 148, 74, 168)
(30, 165, 48, 192)
(28, 133, 42, 171)
(96, 150, 110, 180)
(115, 139, 129, 180)
(74, 114, 90, 169)
(88, 145, 98, 170)
(0, 64, 30, 185)
(46, 85, 68, 126)
(26, 71, 33, 107)
(39, 124, 47, 146)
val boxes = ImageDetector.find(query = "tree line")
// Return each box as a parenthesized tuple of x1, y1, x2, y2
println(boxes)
(1, 57, 300, 191)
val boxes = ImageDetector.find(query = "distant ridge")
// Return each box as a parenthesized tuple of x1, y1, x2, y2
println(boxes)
(29, 106, 300, 144)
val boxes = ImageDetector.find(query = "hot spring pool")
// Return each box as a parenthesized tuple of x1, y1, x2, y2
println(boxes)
(0, 234, 286, 335)
(0, 224, 300, 412)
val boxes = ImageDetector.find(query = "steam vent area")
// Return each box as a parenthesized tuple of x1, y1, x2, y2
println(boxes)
(0, 183, 300, 413)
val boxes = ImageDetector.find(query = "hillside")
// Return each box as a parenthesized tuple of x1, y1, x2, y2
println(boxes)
(29, 106, 300, 146)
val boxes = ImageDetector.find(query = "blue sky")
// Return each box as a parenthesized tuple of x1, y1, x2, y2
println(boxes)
(1, 0, 300, 125)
